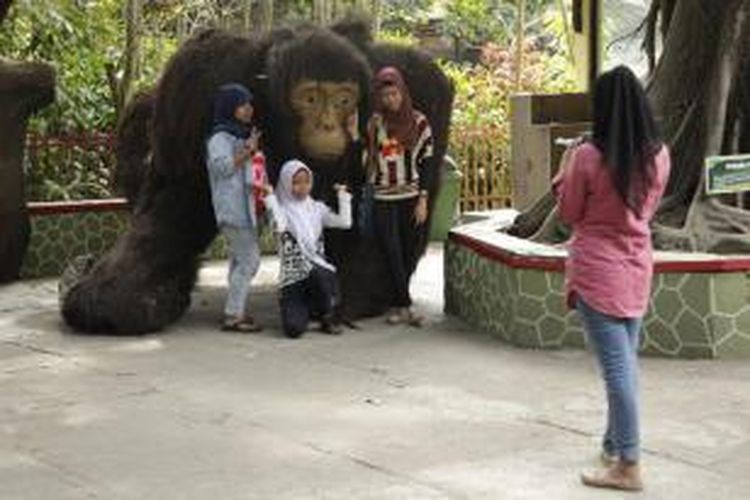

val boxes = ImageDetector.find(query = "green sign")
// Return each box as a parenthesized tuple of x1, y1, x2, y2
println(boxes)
(705, 154, 750, 195)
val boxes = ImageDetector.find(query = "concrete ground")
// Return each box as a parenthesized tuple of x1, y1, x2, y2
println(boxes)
(1, 244, 749, 500)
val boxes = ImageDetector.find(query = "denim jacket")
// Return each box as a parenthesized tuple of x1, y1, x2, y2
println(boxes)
(206, 131, 256, 228)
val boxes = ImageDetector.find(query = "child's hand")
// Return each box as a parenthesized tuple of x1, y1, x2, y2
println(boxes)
(234, 148, 251, 168)
(261, 183, 274, 196)
(346, 111, 359, 141)
(246, 129, 261, 153)
(413, 196, 428, 226)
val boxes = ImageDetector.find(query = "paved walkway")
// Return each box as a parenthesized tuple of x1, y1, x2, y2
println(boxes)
(1, 245, 749, 499)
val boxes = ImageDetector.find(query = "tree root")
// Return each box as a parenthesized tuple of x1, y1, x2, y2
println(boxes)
(507, 191, 749, 255)
(506, 192, 556, 238)
(652, 195, 750, 254)
(528, 206, 570, 244)
(702, 197, 750, 233)
(651, 222, 695, 251)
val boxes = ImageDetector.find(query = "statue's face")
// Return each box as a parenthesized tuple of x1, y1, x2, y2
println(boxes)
(289, 79, 359, 160)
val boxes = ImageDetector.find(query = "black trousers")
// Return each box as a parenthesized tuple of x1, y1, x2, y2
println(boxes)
(374, 198, 421, 308)
(280, 266, 339, 338)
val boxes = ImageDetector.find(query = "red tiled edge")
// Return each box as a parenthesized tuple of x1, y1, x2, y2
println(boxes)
(449, 231, 750, 274)
(653, 260, 750, 273)
(27, 198, 130, 216)
(449, 232, 565, 272)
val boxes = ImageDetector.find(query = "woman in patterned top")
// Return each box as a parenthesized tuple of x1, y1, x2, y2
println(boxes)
(366, 66, 434, 327)
(264, 160, 352, 338)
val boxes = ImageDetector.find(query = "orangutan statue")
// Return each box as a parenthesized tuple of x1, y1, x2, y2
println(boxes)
(62, 18, 454, 334)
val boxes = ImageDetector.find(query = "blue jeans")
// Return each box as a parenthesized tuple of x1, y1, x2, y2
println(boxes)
(222, 226, 260, 318)
(577, 298, 642, 463)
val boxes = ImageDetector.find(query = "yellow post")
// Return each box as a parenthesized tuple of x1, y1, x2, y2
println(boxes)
(570, 0, 601, 91)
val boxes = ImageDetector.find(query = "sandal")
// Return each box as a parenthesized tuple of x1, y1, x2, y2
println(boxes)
(320, 315, 343, 335)
(320, 320, 343, 335)
(406, 309, 424, 328)
(221, 316, 263, 333)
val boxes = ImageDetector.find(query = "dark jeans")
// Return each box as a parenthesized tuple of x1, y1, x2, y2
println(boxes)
(374, 198, 421, 308)
(280, 266, 339, 339)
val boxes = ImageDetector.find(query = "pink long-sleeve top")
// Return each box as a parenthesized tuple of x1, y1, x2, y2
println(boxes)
(553, 142, 671, 318)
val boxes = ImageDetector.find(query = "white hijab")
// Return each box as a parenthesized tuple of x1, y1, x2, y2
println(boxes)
(276, 160, 335, 271)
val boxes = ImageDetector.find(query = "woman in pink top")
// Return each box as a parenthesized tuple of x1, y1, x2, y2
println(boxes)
(553, 66, 670, 492)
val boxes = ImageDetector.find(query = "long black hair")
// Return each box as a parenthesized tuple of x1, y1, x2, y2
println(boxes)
(592, 65, 662, 216)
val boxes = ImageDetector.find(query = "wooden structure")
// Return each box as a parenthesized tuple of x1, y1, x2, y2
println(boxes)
(451, 126, 514, 212)
(509, 93, 592, 211)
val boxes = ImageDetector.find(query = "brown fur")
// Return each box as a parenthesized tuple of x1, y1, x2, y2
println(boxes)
(63, 19, 453, 333)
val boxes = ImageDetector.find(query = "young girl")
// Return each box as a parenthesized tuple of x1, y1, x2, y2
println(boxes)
(366, 67, 434, 327)
(263, 160, 352, 338)
(553, 66, 670, 492)
(205, 82, 264, 332)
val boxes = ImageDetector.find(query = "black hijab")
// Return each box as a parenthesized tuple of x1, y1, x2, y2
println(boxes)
(211, 83, 253, 139)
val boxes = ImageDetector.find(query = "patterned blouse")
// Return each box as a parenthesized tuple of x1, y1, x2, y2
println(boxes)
(367, 112, 434, 201)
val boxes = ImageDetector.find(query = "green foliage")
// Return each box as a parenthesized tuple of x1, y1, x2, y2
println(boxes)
(0, 0, 123, 133)
(24, 133, 115, 201)
(442, 0, 561, 46)
(1, 0, 179, 201)
(377, 28, 418, 46)
(446, 38, 577, 129)
(2, 0, 577, 202)
(380, 0, 434, 33)
(445, 31, 577, 206)
(443, 0, 516, 45)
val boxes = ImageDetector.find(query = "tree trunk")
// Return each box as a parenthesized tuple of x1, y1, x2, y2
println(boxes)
(515, 0, 526, 91)
(0, 58, 55, 282)
(243, 0, 253, 33)
(648, 0, 740, 213)
(509, 0, 750, 254)
(119, 0, 142, 115)
(557, 0, 575, 64)
(371, 0, 381, 33)
(259, 0, 274, 33)
(313, 0, 325, 24)
(0, 0, 12, 23)
(648, 0, 750, 252)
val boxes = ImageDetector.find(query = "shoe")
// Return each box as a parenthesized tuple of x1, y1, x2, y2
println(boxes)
(406, 309, 424, 328)
(386, 308, 407, 325)
(600, 450, 618, 466)
(221, 316, 263, 333)
(581, 463, 643, 492)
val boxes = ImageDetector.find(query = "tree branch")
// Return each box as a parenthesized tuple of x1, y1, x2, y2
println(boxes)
(0, 0, 13, 24)
(642, 0, 660, 74)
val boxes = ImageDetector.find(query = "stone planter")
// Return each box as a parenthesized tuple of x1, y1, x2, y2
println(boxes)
(445, 211, 750, 359)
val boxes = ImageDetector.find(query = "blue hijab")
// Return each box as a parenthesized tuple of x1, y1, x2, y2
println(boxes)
(211, 83, 253, 139)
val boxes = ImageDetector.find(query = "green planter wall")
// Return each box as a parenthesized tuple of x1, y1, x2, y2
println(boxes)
(445, 211, 750, 359)
(21, 200, 276, 280)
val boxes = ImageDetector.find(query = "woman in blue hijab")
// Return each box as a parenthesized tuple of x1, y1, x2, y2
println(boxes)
(206, 82, 264, 332)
